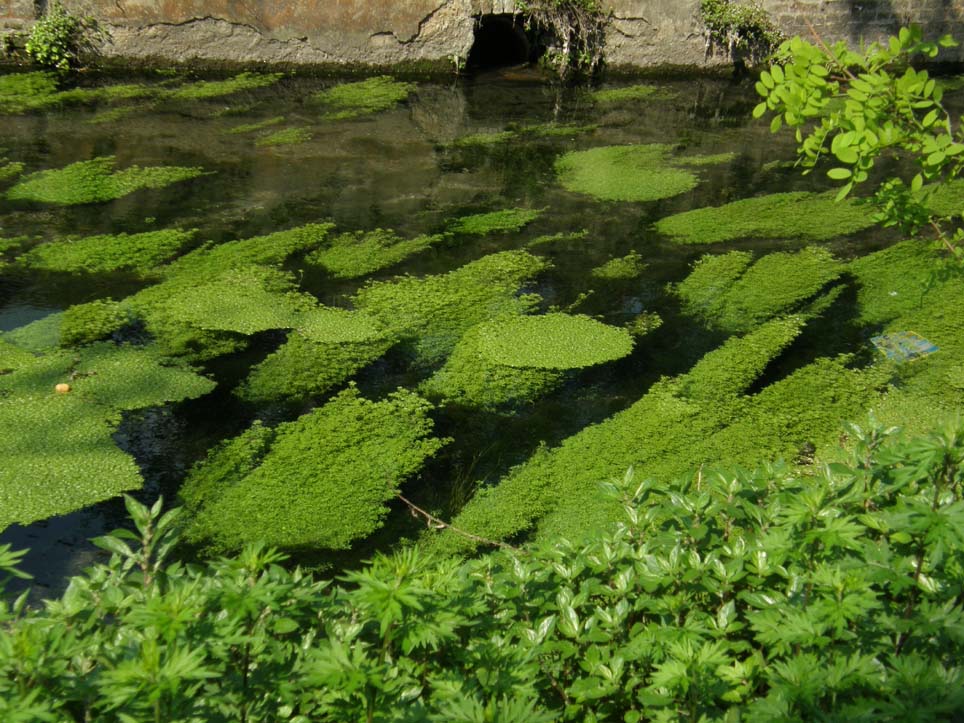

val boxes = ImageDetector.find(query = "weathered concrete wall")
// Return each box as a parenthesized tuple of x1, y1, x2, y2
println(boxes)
(2, 0, 964, 69)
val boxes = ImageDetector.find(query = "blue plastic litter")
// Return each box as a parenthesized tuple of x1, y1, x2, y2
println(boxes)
(871, 331, 939, 363)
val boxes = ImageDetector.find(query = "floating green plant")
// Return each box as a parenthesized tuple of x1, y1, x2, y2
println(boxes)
(655, 191, 876, 244)
(6, 156, 206, 206)
(315, 76, 415, 120)
(591, 251, 646, 280)
(590, 84, 676, 103)
(555, 144, 699, 202)
(0, 338, 35, 373)
(0, 71, 60, 113)
(18, 228, 196, 276)
(168, 72, 283, 101)
(255, 127, 312, 147)
(0, 160, 23, 183)
(228, 116, 285, 134)
(353, 250, 548, 366)
(675, 248, 843, 333)
(60, 299, 130, 347)
(447, 208, 541, 235)
(182, 386, 446, 551)
(676, 151, 737, 166)
(306, 228, 440, 279)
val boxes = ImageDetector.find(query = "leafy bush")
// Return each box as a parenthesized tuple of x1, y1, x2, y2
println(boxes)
(4, 420, 964, 720)
(700, 0, 783, 66)
(24, 2, 97, 71)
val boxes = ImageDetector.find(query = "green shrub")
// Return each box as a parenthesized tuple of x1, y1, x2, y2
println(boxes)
(18, 228, 196, 275)
(182, 386, 447, 550)
(24, 2, 95, 71)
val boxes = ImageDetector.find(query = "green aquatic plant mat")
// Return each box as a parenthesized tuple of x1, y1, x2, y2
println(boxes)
(590, 251, 646, 280)
(1, 312, 62, 352)
(447, 208, 542, 235)
(18, 228, 196, 276)
(590, 84, 676, 103)
(655, 190, 876, 244)
(525, 230, 589, 248)
(676, 152, 737, 167)
(452, 130, 515, 147)
(0, 160, 24, 183)
(0, 71, 60, 113)
(477, 313, 634, 369)
(555, 144, 702, 202)
(6, 156, 206, 206)
(227, 116, 285, 134)
(182, 386, 447, 551)
(353, 250, 548, 366)
(0, 341, 214, 530)
(315, 76, 415, 120)
(255, 127, 312, 147)
(675, 247, 843, 333)
(60, 299, 130, 347)
(0, 338, 36, 373)
(848, 239, 944, 326)
(238, 331, 395, 405)
(296, 306, 386, 343)
(306, 228, 440, 279)
(168, 72, 283, 101)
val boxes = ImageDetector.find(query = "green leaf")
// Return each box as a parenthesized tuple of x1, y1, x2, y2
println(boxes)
(753, 101, 768, 118)
(827, 167, 852, 180)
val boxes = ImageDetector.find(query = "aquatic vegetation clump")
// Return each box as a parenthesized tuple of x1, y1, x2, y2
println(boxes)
(676, 247, 843, 333)
(182, 386, 447, 551)
(447, 208, 541, 235)
(0, 160, 24, 183)
(306, 228, 440, 279)
(255, 127, 312, 147)
(315, 76, 415, 120)
(168, 72, 283, 101)
(18, 228, 196, 276)
(591, 251, 646, 280)
(478, 313, 634, 369)
(0, 71, 60, 113)
(228, 116, 285, 134)
(2, 312, 62, 352)
(60, 299, 130, 347)
(353, 250, 548, 365)
(452, 130, 515, 147)
(0, 339, 214, 530)
(590, 84, 676, 103)
(655, 191, 876, 244)
(555, 144, 699, 202)
(0, 338, 36, 373)
(676, 152, 737, 166)
(6, 156, 206, 206)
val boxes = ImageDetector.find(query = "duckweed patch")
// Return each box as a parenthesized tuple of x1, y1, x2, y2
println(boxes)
(255, 127, 312, 147)
(6, 156, 206, 206)
(591, 251, 646, 280)
(655, 191, 875, 244)
(182, 387, 446, 551)
(315, 76, 415, 120)
(555, 144, 700, 202)
(18, 229, 196, 276)
(447, 208, 541, 235)
(60, 299, 130, 347)
(306, 229, 440, 279)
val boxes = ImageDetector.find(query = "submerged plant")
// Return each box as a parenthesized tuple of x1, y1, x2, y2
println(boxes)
(227, 115, 285, 134)
(447, 208, 541, 235)
(0, 160, 23, 183)
(6, 156, 206, 205)
(591, 251, 646, 280)
(590, 84, 676, 103)
(60, 299, 131, 347)
(18, 228, 196, 275)
(315, 76, 415, 120)
(255, 127, 312, 147)
(168, 72, 283, 101)
(306, 228, 440, 279)
(0, 72, 61, 113)
(182, 386, 447, 550)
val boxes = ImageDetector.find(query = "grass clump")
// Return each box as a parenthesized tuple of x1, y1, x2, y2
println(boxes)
(676, 248, 843, 333)
(227, 116, 285, 134)
(306, 229, 440, 279)
(168, 72, 283, 101)
(591, 251, 646, 280)
(655, 191, 876, 244)
(6, 156, 206, 206)
(555, 144, 700, 202)
(353, 250, 548, 366)
(447, 208, 541, 235)
(60, 299, 130, 347)
(255, 127, 312, 147)
(182, 386, 446, 551)
(315, 76, 415, 120)
(18, 228, 196, 276)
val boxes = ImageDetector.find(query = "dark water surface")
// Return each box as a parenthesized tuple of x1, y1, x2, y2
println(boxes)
(0, 67, 920, 595)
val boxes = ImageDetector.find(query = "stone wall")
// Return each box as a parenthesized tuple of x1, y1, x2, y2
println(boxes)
(2, 0, 964, 69)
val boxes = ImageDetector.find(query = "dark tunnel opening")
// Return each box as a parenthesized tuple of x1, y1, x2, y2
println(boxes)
(467, 14, 538, 70)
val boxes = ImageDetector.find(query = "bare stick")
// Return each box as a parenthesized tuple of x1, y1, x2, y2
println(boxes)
(397, 494, 523, 553)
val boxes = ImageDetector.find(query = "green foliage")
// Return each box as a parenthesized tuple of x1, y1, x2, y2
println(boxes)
(254, 127, 312, 147)
(314, 76, 415, 120)
(655, 190, 875, 244)
(700, 0, 783, 65)
(675, 247, 843, 332)
(168, 72, 283, 101)
(18, 228, 195, 275)
(447, 208, 541, 235)
(6, 421, 964, 719)
(555, 144, 724, 202)
(353, 250, 548, 366)
(227, 115, 284, 134)
(183, 386, 447, 550)
(6, 156, 205, 206)
(24, 2, 95, 71)
(590, 83, 675, 103)
(590, 251, 646, 280)
(60, 299, 130, 347)
(755, 24, 964, 256)
(305, 228, 440, 278)
(516, 0, 608, 78)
